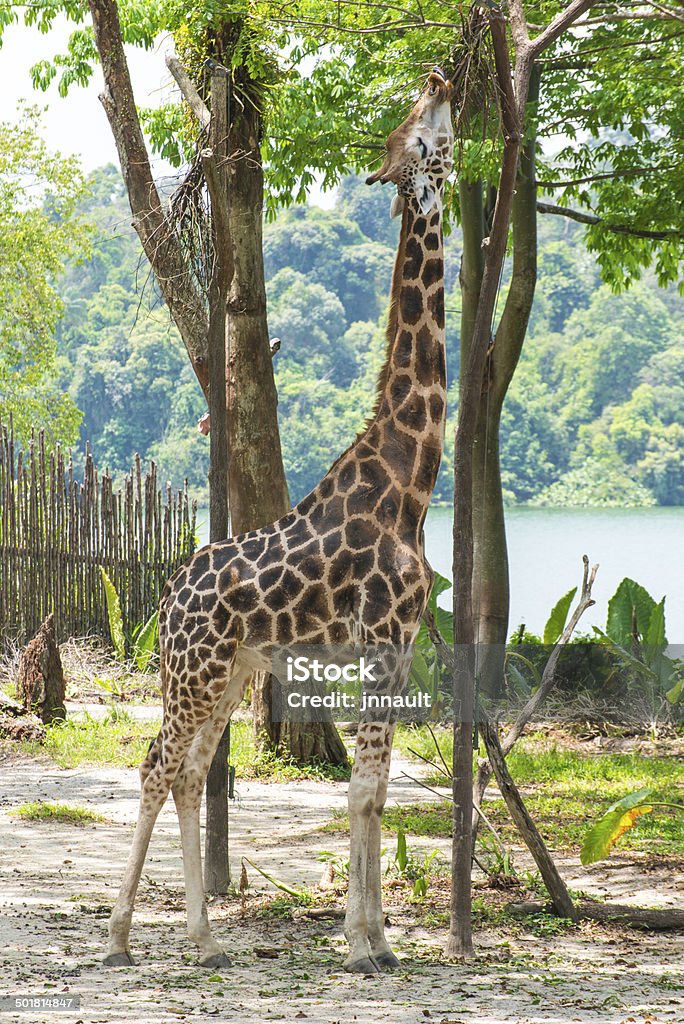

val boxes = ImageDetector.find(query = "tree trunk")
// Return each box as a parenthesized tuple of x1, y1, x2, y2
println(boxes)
(471, 66, 541, 666)
(16, 615, 66, 725)
(221, 66, 347, 767)
(449, 9, 525, 960)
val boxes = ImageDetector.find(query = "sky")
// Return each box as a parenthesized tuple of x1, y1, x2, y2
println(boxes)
(0, 17, 174, 172)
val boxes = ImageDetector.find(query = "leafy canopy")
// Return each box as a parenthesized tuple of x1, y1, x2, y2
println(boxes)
(0, 108, 90, 444)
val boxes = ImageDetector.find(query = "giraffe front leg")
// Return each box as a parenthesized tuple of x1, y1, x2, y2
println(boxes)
(344, 771, 379, 973)
(365, 726, 401, 970)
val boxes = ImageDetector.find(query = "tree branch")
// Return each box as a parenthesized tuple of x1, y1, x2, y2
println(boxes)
(166, 54, 211, 130)
(538, 164, 676, 188)
(501, 556, 598, 756)
(87, 0, 209, 398)
(537, 201, 682, 239)
(528, 0, 598, 57)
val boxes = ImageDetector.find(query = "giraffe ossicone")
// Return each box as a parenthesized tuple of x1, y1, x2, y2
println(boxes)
(103, 68, 454, 975)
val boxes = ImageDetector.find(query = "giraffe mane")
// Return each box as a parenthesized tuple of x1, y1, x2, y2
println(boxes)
(318, 204, 408, 481)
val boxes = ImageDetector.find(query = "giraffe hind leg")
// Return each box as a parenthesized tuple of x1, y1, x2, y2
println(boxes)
(171, 663, 249, 968)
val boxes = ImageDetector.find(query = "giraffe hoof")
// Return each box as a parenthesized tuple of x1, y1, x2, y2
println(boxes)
(103, 951, 137, 967)
(345, 956, 380, 975)
(200, 951, 231, 970)
(374, 951, 401, 971)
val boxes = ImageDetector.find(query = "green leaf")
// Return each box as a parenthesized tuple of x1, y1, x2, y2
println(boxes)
(241, 857, 308, 899)
(100, 567, 126, 661)
(580, 788, 654, 865)
(395, 828, 408, 874)
(409, 649, 432, 693)
(428, 571, 451, 608)
(132, 610, 159, 671)
(646, 597, 666, 649)
(606, 578, 657, 646)
(543, 587, 577, 645)
(665, 675, 684, 705)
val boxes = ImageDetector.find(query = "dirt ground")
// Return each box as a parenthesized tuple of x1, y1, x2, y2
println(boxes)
(0, 746, 682, 1024)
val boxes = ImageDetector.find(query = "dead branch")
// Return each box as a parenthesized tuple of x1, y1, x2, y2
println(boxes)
(166, 55, 211, 129)
(508, 900, 684, 930)
(537, 201, 683, 240)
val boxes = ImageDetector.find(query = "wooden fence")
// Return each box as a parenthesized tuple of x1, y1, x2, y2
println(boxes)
(0, 423, 197, 645)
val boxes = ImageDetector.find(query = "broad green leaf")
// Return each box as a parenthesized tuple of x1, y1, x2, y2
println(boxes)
(100, 567, 126, 661)
(543, 587, 577, 646)
(666, 675, 684, 705)
(133, 610, 159, 671)
(409, 649, 431, 693)
(580, 788, 654, 865)
(646, 597, 667, 649)
(428, 571, 451, 609)
(606, 578, 657, 646)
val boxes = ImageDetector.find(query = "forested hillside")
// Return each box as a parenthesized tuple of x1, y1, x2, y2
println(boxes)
(54, 165, 683, 508)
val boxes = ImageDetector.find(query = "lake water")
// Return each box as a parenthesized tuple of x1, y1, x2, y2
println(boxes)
(426, 506, 684, 639)
(196, 506, 684, 640)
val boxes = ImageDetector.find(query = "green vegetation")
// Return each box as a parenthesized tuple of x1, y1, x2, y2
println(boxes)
(41, 169, 682, 508)
(14, 709, 350, 780)
(11, 801, 106, 826)
(0, 109, 90, 445)
(581, 788, 684, 865)
(19, 709, 163, 769)
(377, 736, 684, 859)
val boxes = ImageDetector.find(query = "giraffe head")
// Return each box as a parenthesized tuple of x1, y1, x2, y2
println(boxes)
(366, 68, 454, 218)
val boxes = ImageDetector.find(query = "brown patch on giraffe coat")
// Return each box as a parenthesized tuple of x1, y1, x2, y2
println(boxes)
(427, 289, 445, 329)
(396, 393, 427, 433)
(398, 493, 424, 544)
(338, 461, 357, 492)
(323, 530, 343, 557)
(359, 459, 388, 493)
(394, 330, 413, 368)
(376, 487, 400, 526)
(364, 574, 393, 624)
(424, 232, 439, 251)
(293, 584, 330, 631)
(379, 432, 417, 488)
(328, 550, 353, 589)
(403, 236, 423, 280)
(421, 258, 443, 289)
(276, 611, 294, 643)
(246, 608, 273, 643)
(413, 440, 442, 493)
(399, 285, 423, 325)
(346, 518, 380, 550)
(429, 393, 445, 423)
(260, 565, 285, 591)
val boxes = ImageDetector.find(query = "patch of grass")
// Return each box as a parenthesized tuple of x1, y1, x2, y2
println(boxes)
(11, 801, 106, 826)
(16, 709, 350, 781)
(393, 725, 684, 857)
(383, 803, 451, 838)
(17, 710, 162, 768)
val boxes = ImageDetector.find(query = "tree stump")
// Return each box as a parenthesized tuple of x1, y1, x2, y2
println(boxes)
(16, 615, 66, 724)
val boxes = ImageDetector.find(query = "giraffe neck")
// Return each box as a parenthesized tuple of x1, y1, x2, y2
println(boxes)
(361, 197, 447, 543)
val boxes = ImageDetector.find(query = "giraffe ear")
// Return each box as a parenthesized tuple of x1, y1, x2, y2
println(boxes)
(390, 193, 405, 219)
(414, 174, 436, 215)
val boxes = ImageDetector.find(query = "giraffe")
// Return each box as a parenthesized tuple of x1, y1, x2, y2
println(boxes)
(103, 68, 454, 974)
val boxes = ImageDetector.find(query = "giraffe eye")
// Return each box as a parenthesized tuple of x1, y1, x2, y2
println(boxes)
(417, 137, 427, 158)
